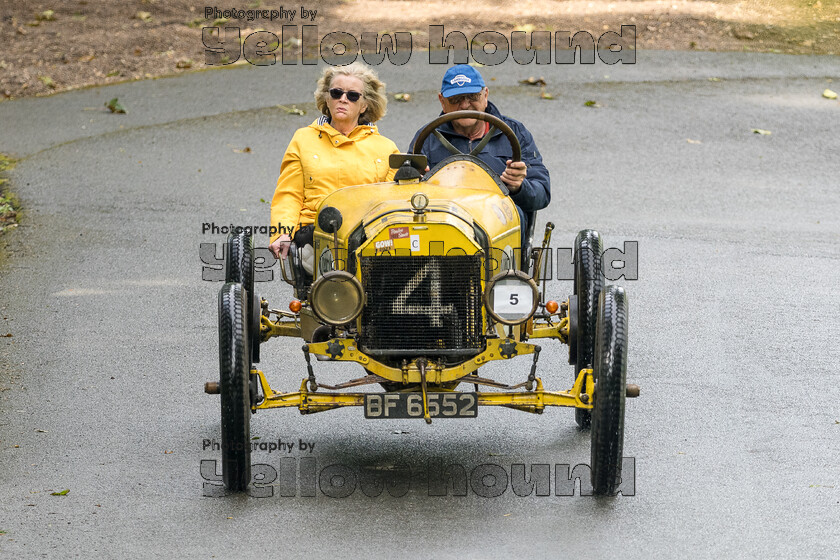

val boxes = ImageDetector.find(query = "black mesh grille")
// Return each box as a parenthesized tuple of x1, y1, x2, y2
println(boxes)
(359, 255, 484, 354)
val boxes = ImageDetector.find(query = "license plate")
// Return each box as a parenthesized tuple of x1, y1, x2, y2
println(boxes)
(364, 393, 478, 419)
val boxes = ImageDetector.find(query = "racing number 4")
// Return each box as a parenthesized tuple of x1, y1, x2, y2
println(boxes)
(391, 261, 455, 327)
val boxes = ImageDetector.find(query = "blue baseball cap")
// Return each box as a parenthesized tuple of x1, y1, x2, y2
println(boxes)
(440, 65, 486, 97)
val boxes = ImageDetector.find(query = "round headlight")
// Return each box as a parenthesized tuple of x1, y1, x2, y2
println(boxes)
(310, 270, 365, 325)
(484, 270, 538, 325)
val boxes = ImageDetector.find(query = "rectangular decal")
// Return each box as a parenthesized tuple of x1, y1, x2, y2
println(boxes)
(389, 227, 409, 239)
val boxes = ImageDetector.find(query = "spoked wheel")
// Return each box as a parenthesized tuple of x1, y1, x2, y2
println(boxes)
(218, 282, 251, 492)
(226, 232, 260, 364)
(590, 285, 629, 496)
(570, 229, 604, 428)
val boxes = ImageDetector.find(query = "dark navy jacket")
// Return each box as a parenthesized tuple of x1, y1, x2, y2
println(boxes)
(409, 101, 551, 234)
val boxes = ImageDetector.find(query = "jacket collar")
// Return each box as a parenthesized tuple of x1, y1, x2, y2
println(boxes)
(312, 116, 376, 141)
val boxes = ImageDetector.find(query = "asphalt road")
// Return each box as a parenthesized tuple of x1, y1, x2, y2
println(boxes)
(1, 51, 839, 558)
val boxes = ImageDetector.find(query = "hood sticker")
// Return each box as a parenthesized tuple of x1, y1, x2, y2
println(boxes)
(389, 227, 409, 239)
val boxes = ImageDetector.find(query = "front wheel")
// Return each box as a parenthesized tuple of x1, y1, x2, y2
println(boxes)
(219, 282, 251, 492)
(226, 232, 259, 364)
(590, 285, 629, 496)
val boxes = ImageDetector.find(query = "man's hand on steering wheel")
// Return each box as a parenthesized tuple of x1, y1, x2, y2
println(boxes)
(501, 160, 527, 192)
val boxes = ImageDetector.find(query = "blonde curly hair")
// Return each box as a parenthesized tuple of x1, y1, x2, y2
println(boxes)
(314, 62, 388, 124)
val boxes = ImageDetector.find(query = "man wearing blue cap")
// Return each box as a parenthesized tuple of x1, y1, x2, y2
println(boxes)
(410, 65, 550, 236)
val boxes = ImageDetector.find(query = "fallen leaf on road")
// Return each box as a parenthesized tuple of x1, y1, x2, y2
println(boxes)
(584, 100, 601, 107)
(823, 89, 838, 99)
(519, 76, 546, 86)
(393, 93, 411, 102)
(50, 489, 70, 496)
(708, 77, 721, 82)
(105, 98, 127, 114)
(540, 91, 554, 100)
(233, 147, 252, 153)
(751, 128, 772, 135)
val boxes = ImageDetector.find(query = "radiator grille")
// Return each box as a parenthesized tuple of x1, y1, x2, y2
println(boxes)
(359, 255, 483, 354)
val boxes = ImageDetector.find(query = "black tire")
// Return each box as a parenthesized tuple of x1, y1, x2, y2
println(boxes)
(571, 229, 604, 428)
(219, 282, 251, 492)
(590, 285, 629, 496)
(226, 232, 259, 364)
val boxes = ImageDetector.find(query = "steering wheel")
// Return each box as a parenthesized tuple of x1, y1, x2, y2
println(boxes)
(411, 110, 521, 163)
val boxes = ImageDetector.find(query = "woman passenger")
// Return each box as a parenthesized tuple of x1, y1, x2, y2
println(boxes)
(268, 62, 399, 259)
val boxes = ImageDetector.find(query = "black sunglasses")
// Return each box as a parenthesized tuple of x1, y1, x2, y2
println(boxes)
(329, 88, 362, 102)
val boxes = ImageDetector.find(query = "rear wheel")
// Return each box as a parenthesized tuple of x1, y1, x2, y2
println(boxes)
(218, 282, 251, 492)
(571, 230, 603, 428)
(590, 285, 629, 496)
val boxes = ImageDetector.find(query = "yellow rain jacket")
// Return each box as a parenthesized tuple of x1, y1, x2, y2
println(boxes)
(270, 118, 400, 243)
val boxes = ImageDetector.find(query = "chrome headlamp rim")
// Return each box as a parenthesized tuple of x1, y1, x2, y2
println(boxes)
(310, 270, 365, 325)
(483, 270, 539, 325)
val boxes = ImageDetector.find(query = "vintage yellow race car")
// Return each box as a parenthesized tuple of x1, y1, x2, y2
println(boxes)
(206, 111, 638, 495)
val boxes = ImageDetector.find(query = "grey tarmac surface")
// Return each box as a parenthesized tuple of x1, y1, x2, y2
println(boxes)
(0, 51, 839, 558)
